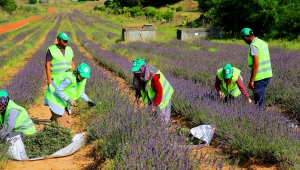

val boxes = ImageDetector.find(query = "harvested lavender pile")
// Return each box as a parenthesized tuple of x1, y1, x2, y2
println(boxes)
(23, 122, 72, 158)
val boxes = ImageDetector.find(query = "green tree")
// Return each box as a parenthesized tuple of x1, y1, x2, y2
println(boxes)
(105, 0, 182, 8)
(144, 6, 156, 19)
(0, 0, 17, 13)
(197, 0, 300, 40)
(155, 10, 164, 21)
(164, 9, 174, 21)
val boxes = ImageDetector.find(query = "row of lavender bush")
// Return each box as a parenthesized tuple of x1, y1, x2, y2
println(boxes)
(0, 16, 57, 69)
(70, 12, 300, 168)
(63, 28, 218, 169)
(0, 16, 53, 54)
(111, 40, 300, 114)
(75, 10, 300, 115)
(0, 14, 61, 168)
(1, 15, 62, 108)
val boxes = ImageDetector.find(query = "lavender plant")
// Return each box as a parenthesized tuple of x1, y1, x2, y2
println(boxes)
(2, 15, 62, 107)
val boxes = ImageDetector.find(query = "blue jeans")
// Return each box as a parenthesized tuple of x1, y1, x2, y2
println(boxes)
(253, 78, 270, 106)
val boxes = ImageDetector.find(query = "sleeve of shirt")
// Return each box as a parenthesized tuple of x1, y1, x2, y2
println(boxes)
(56, 78, 72, 102)
(0, 109, 20, 139)
(46, 49, 53, 61)
(80, 88, 91, 102)
(215, 75, 221, 93)
(250, 46, 259, 56)
(151, 74, 163, 106)
(236, 75, 250, 98)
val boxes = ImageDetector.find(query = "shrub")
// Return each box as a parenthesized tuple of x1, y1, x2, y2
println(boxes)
(94, 5, 99, 11)
(187, 21, 198, 28)
(28, 0, 37, 4)
(99, 6, 106, 12)
(176, 5, 183, 12)
(145, 6, 156, 18)
(164, 9, 174, 21)
(155, 10, 164, 21)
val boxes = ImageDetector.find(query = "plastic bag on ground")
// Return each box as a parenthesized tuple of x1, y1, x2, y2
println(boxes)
(190, 125, 215, 146)
(6, 132, 85, 161)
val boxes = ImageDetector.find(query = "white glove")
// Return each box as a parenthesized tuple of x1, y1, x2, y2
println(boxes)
(247, 98, 252, 104)
(218, 91, 225, 99)
(67, 99, 77, 107)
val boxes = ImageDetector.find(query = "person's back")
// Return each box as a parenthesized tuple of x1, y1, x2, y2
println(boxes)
(131, 58, 174, 125)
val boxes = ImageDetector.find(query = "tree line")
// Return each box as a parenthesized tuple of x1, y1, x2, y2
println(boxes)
(197, 0, 300, 40)
(105, 0, 181, 7)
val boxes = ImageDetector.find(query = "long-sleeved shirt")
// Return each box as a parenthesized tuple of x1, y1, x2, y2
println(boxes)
(215, 75, 250, 98)
(0, 109, 20, 139)
(151, 74, 163, 106)
(44, 78, 90, 115)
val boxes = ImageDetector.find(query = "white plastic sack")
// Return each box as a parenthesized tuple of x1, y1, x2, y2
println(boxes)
(6, 132, 85, 161)
(6, 135, 29, 161)
(190, 125, 215, 146)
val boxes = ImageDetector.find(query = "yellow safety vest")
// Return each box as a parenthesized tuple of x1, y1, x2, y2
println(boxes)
(140, 71, 174, 109)
(248, 38, 273, 81)
(47, 45, 74, 80)
(45, 71, 86, 109)
(0, 100, 36, 135)
(217, 67, 242, 97)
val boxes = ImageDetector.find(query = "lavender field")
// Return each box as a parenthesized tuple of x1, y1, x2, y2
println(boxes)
(1, 10, 300, 169)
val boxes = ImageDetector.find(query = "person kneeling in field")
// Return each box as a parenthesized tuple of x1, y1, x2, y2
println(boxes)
(215, 63, 252, 104)
(44, 62, 96, 128)
(131, 58, 174, 125)
(0, 90, 36, 140)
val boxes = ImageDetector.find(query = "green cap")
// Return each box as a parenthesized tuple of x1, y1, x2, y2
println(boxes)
(0, 90, 8, 97)
(131, 58, 146, 72)
(222, 63, 233, 79)
(240, 28, 253, 38)
(77, 63, 91, 78)
(57, 32, 70, 41)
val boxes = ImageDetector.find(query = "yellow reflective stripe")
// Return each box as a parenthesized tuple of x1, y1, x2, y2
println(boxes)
(230, 86, 239, 95)
(162, 80, 171, 101)
(47, 81, 58, 96)
(15, 122, 34, 131)
(15, 117, 32, 129)
(249, 59, 271, 67)
(51, 68, 69, 73)
(51, 62, 72, 67)
(257, 67, 272, 73)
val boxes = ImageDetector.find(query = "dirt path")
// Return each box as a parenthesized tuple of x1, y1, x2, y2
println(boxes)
(0, 16, 41, 34)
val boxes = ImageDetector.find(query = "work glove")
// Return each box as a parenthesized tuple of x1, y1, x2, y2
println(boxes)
(67, 99, 77, 107)
(247, 98, 252, 104)
(150, 105, 159, 117)
(218, 91, 225, 99)
(87, 100, 96, 107)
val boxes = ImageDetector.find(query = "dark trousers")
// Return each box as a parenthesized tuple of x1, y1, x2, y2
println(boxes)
(253, 78, 270, 106)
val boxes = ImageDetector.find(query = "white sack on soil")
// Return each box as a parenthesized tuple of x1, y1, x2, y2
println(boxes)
(6, 132, 85, 161)
(190, 125, 215, 146)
